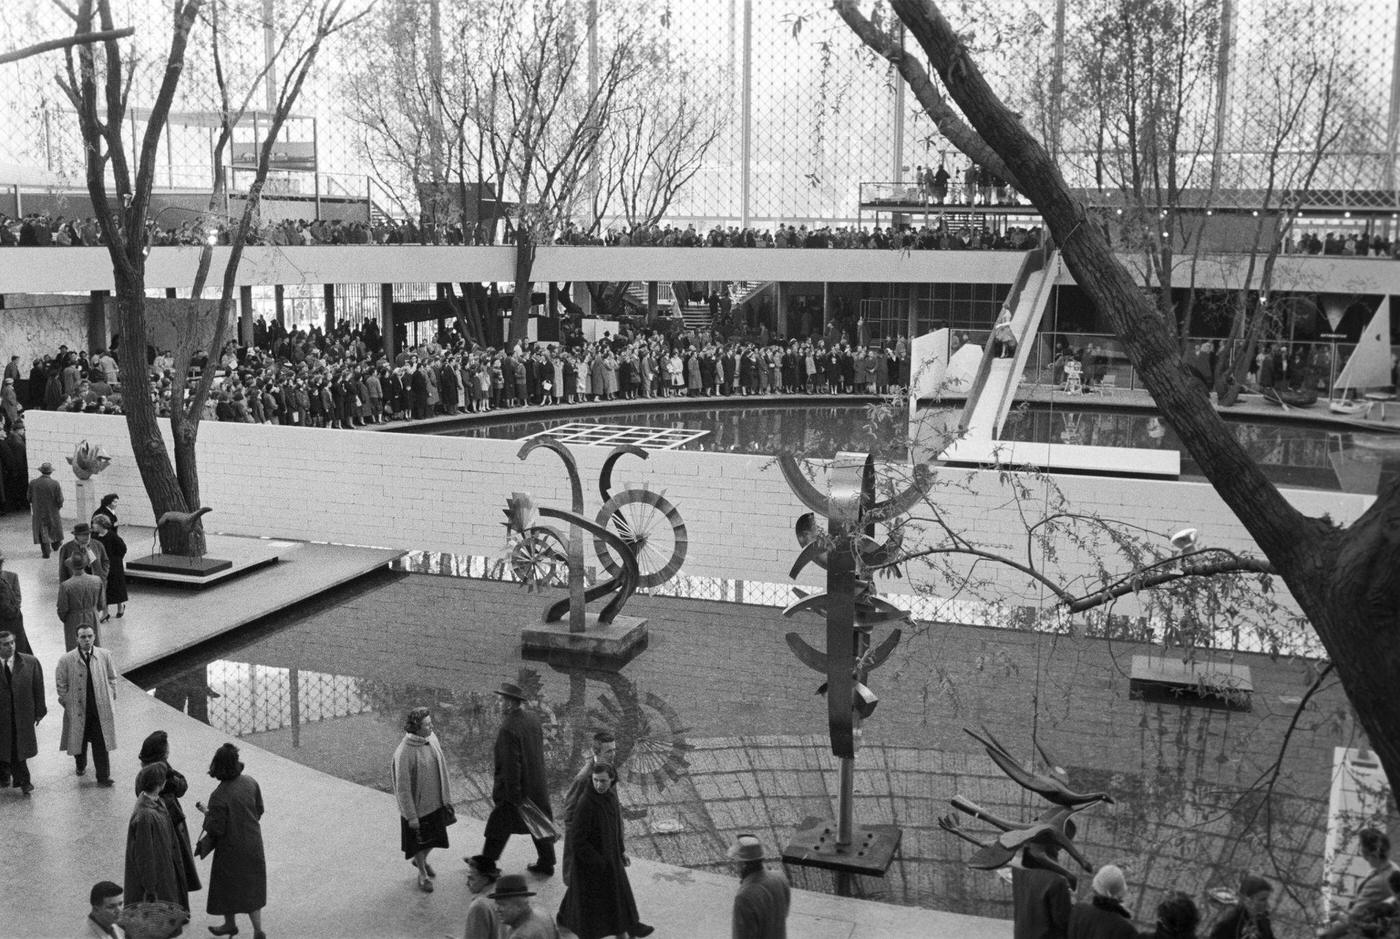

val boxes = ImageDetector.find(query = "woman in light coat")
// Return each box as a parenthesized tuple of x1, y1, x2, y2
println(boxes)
(392, 706, 453, 893)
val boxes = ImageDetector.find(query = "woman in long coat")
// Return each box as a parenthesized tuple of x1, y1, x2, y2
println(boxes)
(392, 706, 453, 893)
(92, 514, 127, 618)
(126, 763, 190, 909)
(138, 730, 201, 894)
(557, 763, 650, 939)
(197, 743, 266, 938)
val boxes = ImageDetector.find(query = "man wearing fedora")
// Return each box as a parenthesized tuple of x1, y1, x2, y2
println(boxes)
(729, 833, 790, 939)
(480, 681, 557, 877)
(59, 521, 110, 585)
(29, 460, 63, 558)
(490, 874, 558, 938)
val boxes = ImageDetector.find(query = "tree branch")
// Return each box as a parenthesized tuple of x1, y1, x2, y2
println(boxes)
(0, 27, 133, 66)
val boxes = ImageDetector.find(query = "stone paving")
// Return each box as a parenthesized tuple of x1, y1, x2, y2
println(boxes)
(0, 512, 1011, 939)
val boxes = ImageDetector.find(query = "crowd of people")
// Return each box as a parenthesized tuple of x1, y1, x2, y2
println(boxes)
(1013, 832, 1400, 939)
(3, 315, 914, 435)
(0, 207, 1047, 254)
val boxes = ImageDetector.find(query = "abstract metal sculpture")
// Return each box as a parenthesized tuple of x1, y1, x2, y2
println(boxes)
(66, 439, 113, 480)
(504, 436, 688, 632)
(777, 451, 932, 877)
(941, 725, 1114, 890)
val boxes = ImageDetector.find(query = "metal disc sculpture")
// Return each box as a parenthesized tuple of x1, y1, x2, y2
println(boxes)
(504, 436, 688, 631)
(939, 725, 1114, 891)
(777, 451, 932, 876)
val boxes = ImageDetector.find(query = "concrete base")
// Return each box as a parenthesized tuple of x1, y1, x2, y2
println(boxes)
(783, 815, 903, 876)
(520, 613, 649, 666)
(126, 535, 288, 587)
(127, 553, 235, 579)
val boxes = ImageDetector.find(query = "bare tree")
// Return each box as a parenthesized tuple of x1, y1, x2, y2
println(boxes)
(56, 0, 362, 553)
(834, 0, 1400, 799)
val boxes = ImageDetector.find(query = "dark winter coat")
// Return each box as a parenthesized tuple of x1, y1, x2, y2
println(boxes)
(0, 651, 45, 761)
(557, 784, 639, 939)
(201, 773, 266, 915)
(1068, 896, 1139, 939)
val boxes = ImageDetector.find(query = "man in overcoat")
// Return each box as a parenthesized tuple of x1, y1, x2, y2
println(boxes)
(0, 548, 31, 655)
(58, 553, 104, 651)
(56, 624, 118, 786)
(480, 681, 556, 875)
(0, 628, 47, 794)
(29, 460, 63, 557)
(729, 833, 790, 939)
(59, 521, 110, 586)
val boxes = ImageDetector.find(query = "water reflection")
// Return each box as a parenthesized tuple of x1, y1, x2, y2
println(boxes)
(443, 404, 912, 461)
(1001, 406, 1400, 493)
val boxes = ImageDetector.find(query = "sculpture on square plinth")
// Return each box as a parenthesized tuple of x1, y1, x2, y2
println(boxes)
(504, 436, 687, 660)
(776, 451, 932, 880)
(939, 726, 1113, 890)
(66, 439, 113, 524)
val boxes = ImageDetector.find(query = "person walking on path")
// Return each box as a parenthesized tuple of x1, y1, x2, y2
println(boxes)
(491, 874, 559, 939)
(57, 553, 103, 651)
(392, 706, 454, 893)
(560, 731, 617, 887)
(59, 522, 110, 620)
(29, 460, 63, 558)
(462, 855, 502, 939)
(728, 833, 790, 939)
(55, 624, 118, 786)
(196, 743, 267, 939)
(0, 628, 45, 794)
(0, 548, 32, 655)
(92, 514, 128, 619)
(480, 681, 556, 877)
(557, 762, 653, 939)
(138, 730, 202, 895)
(125, 762, 190, 909)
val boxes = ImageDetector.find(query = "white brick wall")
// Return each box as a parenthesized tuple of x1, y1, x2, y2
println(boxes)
(26, 411, 1374, 614)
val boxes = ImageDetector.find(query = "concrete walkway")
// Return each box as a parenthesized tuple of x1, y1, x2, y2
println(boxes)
(0, 512, 1010, 938)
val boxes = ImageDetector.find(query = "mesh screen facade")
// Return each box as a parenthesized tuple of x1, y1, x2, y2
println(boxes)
(2, 0, 1397, 226)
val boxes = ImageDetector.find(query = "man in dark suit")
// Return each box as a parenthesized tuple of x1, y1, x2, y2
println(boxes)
(0, 629, 47, 795)
(480, 681, 556, 876)
(29, 460, 64, 558)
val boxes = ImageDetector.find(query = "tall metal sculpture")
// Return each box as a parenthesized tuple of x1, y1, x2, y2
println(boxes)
(777, 451, 932, 879)
(504, 436, 687, 659)
(939, 726, 1113, 890)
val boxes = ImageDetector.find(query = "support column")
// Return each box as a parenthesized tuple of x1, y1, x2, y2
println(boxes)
(323, 283, 336, 333)
(775, 282, 788, 338)
(647, 281, 659, 320)
(891, 25, 905, 182)
(87, 290, 108, 353)
(1049, 0, 1067, 161)
(739, 0, 752, 229)
(822, 282, 832, 334)
(165, 287, 177, 299)
(380, 283, 396, 362)
(273, 285, 286, 327)
(1386, 0, 1400, 200)
(238, 285, 254, 348)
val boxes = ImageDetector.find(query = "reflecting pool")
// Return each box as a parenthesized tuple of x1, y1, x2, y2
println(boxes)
(130, 564, 1337, 930)
(429, 402, 1400, 493)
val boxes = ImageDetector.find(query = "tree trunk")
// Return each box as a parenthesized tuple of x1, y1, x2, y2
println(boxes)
(112, 286, 192, 555)
(166, 409, 206, 556)
(510, 235, 536, 344)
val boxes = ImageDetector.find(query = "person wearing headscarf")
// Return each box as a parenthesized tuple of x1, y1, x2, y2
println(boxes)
(125, 763, 189, 910)
(137, 731, 201, 894)
(392, 706, 453, 893)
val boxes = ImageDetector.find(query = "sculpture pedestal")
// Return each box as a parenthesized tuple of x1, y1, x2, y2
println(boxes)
(781, 815, 902, 876)
(74, 479, 94, 527)
(520, 614, 648, 668)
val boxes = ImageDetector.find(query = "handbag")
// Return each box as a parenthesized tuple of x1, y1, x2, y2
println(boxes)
(518, 798, 560, 843)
